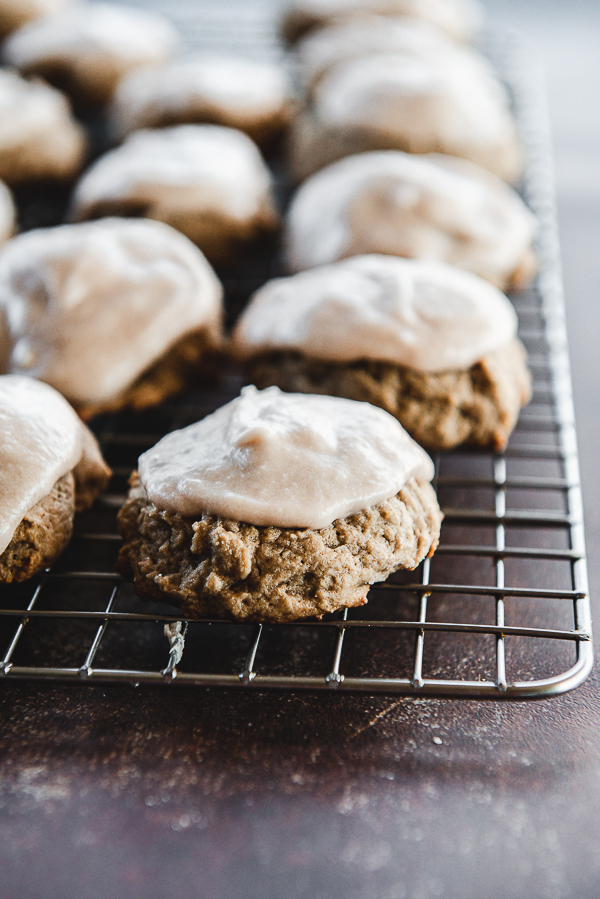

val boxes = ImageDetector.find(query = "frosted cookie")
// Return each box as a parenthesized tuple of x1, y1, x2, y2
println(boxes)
(281, 0, 482, 44)
(284, 151, 537, 291)
(0, 69, 86, 184)
(233, 255, 531, 451)
(294, 15, 466, 89)
(70, 125, 279, 264)
(0, 0, 75, 39)
(0, 375, 111, 583)
(289, 51, 522, 182)
(117, 385, 442, 623)
(112, 55, 295, 146)
(2, 2, 179, 106)
(0, 218, 224, 418)
(0, 181, 15, 246)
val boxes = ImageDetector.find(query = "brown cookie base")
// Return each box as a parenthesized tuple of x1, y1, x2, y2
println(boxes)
(247, 339, 531, 452)
(122, 106, 293, 151)
(76, 326, 220, 420)
(117, 473, 443, 624)
(0, 473, 75, 584)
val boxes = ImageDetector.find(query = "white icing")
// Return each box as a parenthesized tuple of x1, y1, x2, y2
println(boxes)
(71, 124, 277, 228)
(284, 150, 536, 286)
(138, 384, 434, 529)
(0, 69, 86, 180)
(0, 181, 15, 246)
(298, 50, 521, 180)
(0, 0, 75, 36)
(295, 15, 467, 87)
(112, 54, 292, 138)
(284, 0, 482, 43)
(0, 218, 223, 406)
(3, 2, 179, 101)
(0, 374, 84, 554)
(233, 255, 518, 372)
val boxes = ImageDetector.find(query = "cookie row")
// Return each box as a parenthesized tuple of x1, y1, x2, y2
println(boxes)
(0, 215, 530, 448)
(0, 374, 443, 624)
(0, 0, 535, 626)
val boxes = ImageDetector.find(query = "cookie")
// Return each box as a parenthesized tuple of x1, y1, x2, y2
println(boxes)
(111, 55, 295, 147)
(0, 0, 74, 39)
(233, 255, 531, 450)
(70, 125, 280, 265)
(75, 328, 221, 422)
(117, 385, 442, 622)
(288, 50, 522, 182)
(281, 0, 482, 45)
(0, 69, 87, 184)
(0, 218, 224, 418)
(2, 2, 179, 106)
(284, 150, 537, 290)
(0, 375, 111, 583)
(294, 14, 466, 90)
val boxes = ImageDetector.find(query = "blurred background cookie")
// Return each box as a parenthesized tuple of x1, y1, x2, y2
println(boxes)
(2, 2, 180, 106)
(0, 180, 15, 246)
(0, 68, 86, 184)
(70, 124, 280, 265)
(0, 374, 111, 583)
(117, 385, 442, 622)
(0, 0, 75, 39)
(293, 15, 465, 90)
(284, 150, 537, 289)
(233, 255, 531, 450)
(111, 54, 295, 148)
(0, 218, 224, 418)
(288, 47, 522, 182)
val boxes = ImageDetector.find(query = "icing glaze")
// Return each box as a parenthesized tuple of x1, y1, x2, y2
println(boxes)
(233, 255, 518, 371)
(0, 218, 223, 406)
(0, 0, 75, 36)
(138, 384, 434, 529)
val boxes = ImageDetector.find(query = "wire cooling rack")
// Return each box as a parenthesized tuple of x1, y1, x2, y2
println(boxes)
(0, 13, 593, 698)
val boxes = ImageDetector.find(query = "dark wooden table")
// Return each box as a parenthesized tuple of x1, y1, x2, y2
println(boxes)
(2, 2, 600, 897)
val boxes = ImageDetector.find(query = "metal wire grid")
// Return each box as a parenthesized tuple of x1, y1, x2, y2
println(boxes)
(0, 30, 593, 698)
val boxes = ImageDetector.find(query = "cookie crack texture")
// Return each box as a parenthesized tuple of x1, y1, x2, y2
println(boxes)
(117, 472, 442, 623)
